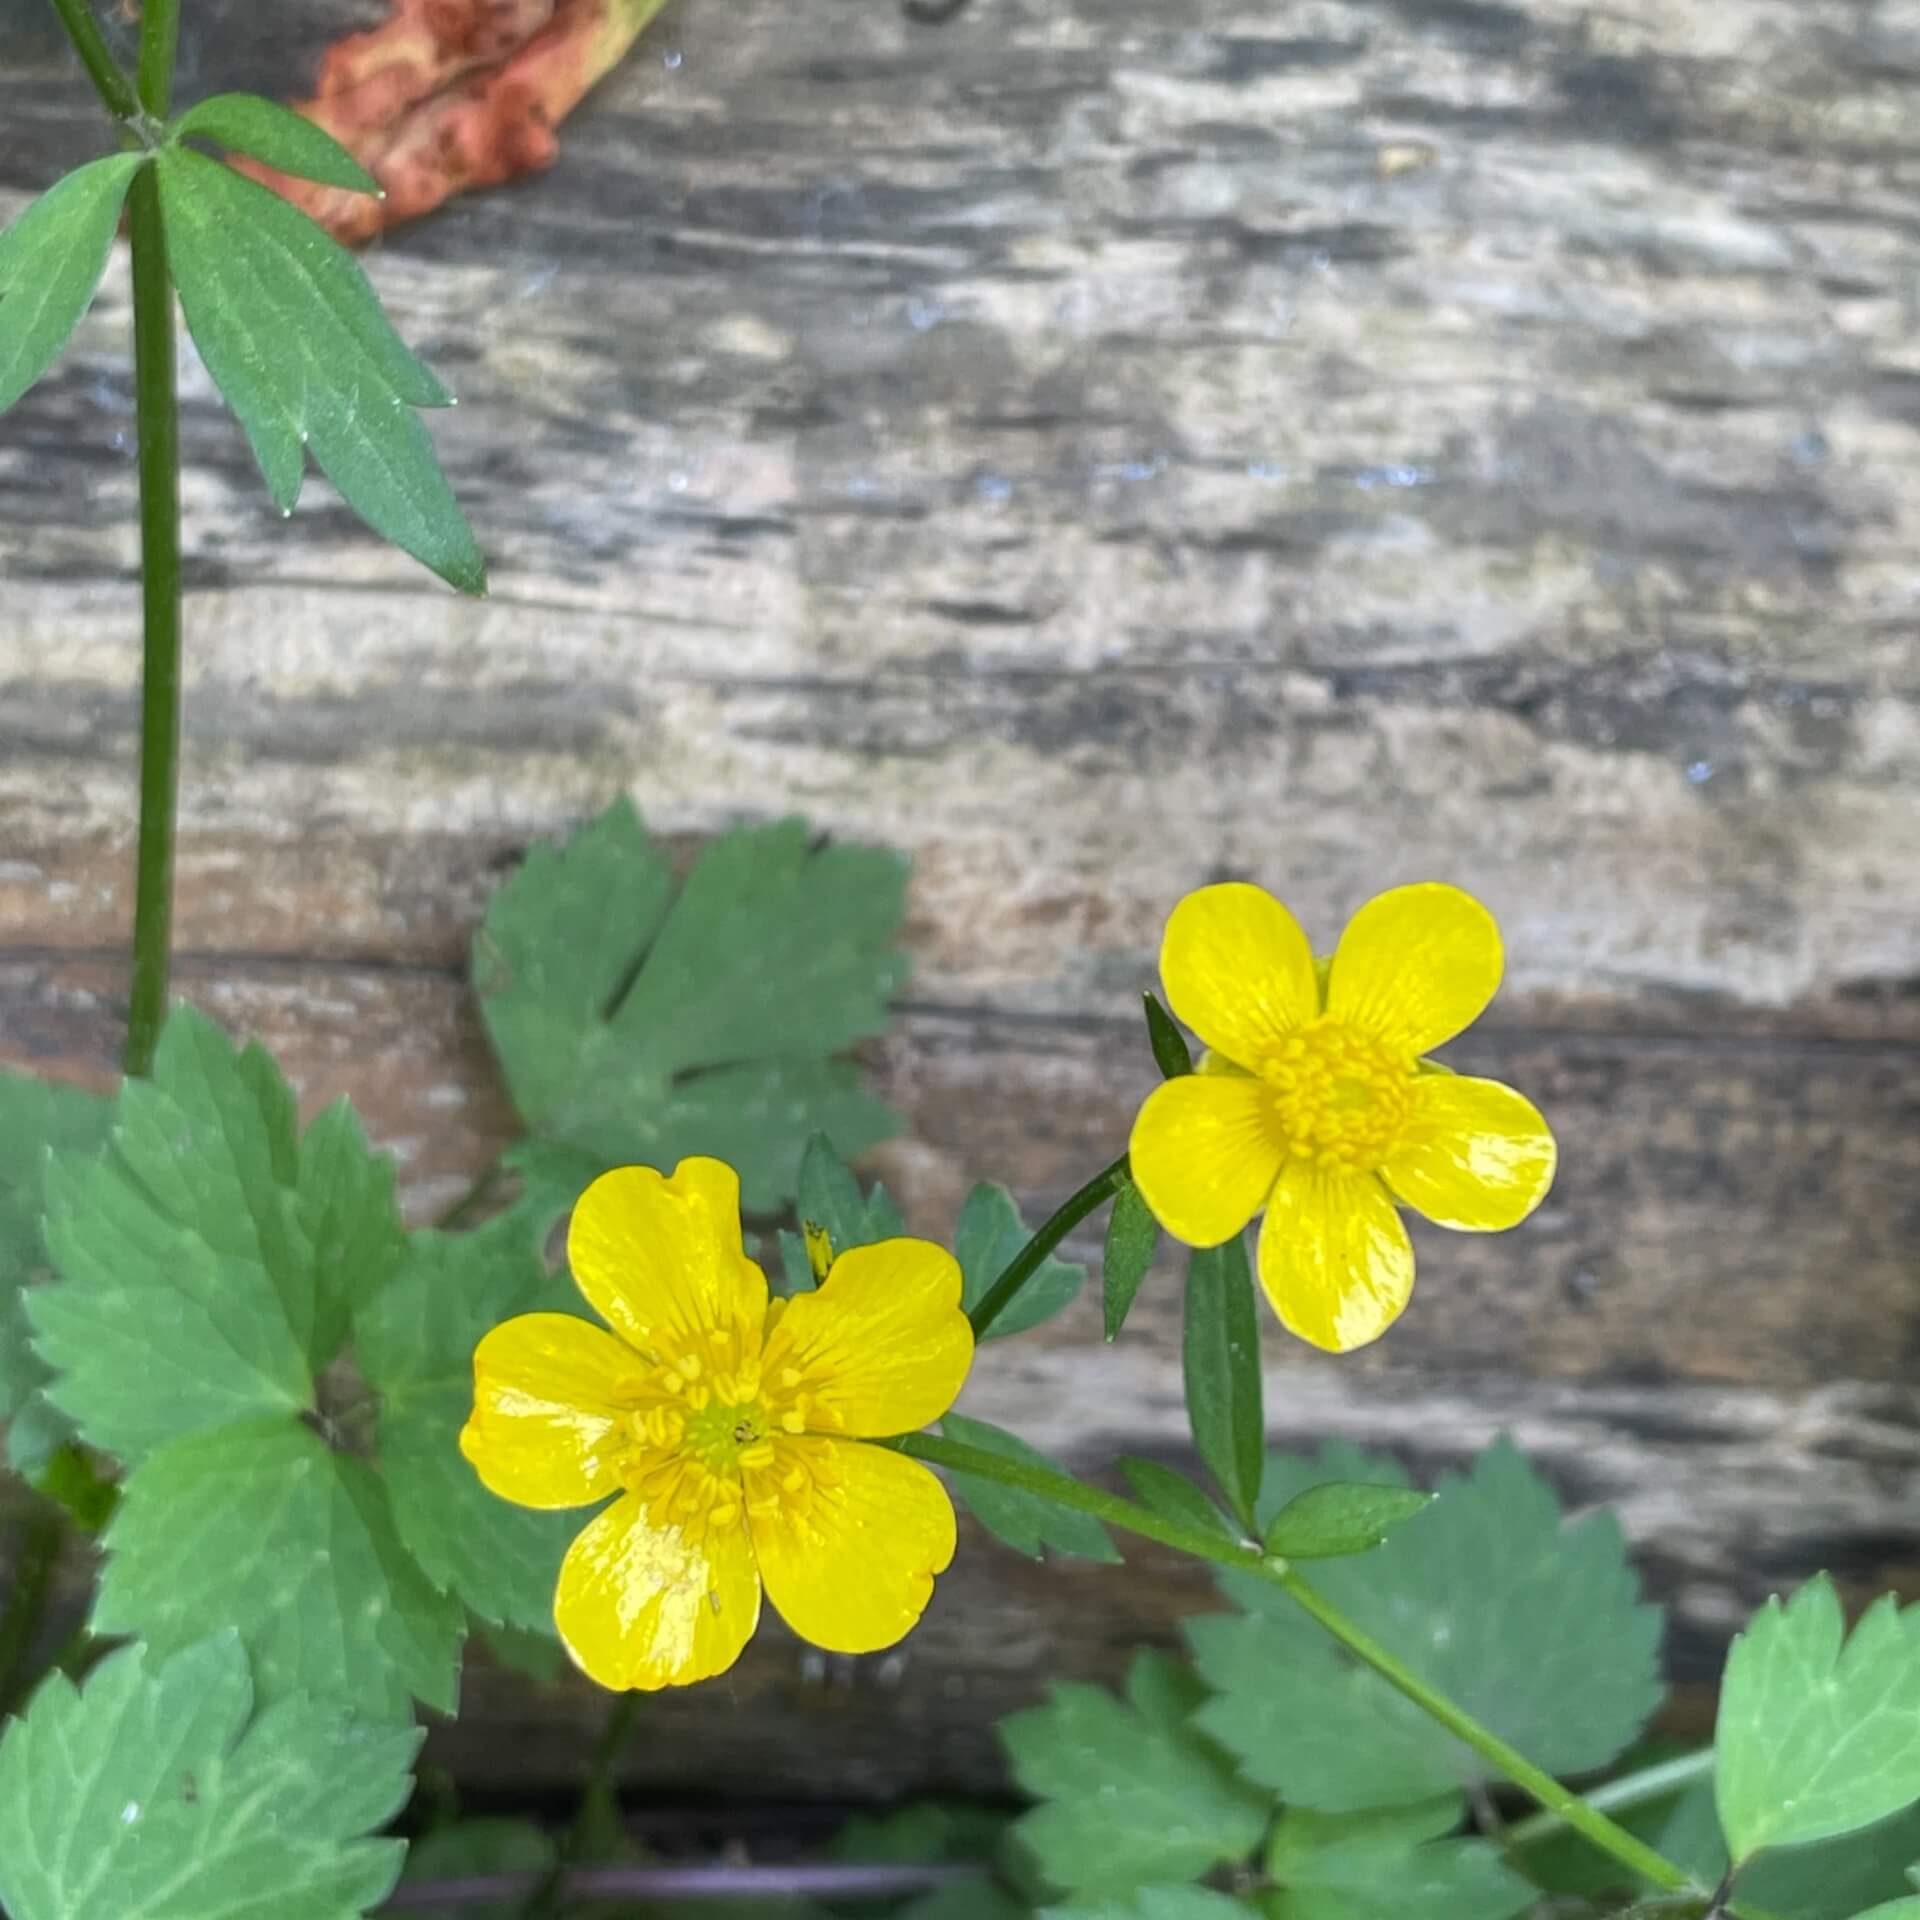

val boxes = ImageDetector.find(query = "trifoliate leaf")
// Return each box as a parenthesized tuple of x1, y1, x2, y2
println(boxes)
(775, 1131, 906, 1292)
(399, 1819, 556, 1919)
(0, 1070, 110, 1474)
(1263, 1482, 1433, 1560)
(956, 1181, 1085, 1340)
(171, 93, 382, 194)
(152, 147, 482, 592)
(0, 1632, 419, 1920)
(1264, 1799, 1532, 1920)
(1048, 1890, 1252, 1920)
(1182, 1236, 1263, 1531)
(93, 1416, 463, 1722)
(475, 800, 907, 1213)
(1002, 1650, 1269, 1898)
(1716, 1576, 1920, 1862)
(31, 1007, 457, 1721)
(1102, 1178, 1158, 1341)
(356, 1220, 582, 1633)
(942, 1413, 1119, 1565)
(1187, 1439, 1663, 1810)
(0, 152, 144, 417)
(1119, 1457, 1235, 1541)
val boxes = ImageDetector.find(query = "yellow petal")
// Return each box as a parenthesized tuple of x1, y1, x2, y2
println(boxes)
(1326, 883, 1503, 1055)
(750, 1438, 955, 1654)
(762, 1239, 972, 1437)
(460, 1312, 637, 1510)
(554, 1492, 761, 1690)
(1257, 1162, 1414, 1353)
(1130, 1071, 1283, 1248)
(1161, 883, 1319, 1069)
(1382, 1074, 1556, 1231)
(567, 1158, 768, 1353)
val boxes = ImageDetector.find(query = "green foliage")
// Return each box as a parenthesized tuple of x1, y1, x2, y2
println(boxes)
(1262, 1482, 1433, 1560)
(475, 799, 908, 1215)
(31, 1008, 461, 1721)
(171, 92, 382, 193)
(398, 1819, 556, 1919)
(955, 1181, 1085, 1339)
(776, 1131, 906, 1292)
(0, 1071, 110, 1475)
(1118, 1457, 1234, 1540)
(1142, 992, 1194, 1079)
(0, 1633, 418, 1920)
(942, 1414, 1119, 1565)
(1187, 1440, 1662, 1809)
(1715, 1576, 1920, 1863)
(1001, 1651, 1267, 1899)
(1101, 1178, 1158, 1341)
(0, 152, 143, 417)
(151, 147, 482, 592)
(1181, 1236, 1263, 1531)
(1050, 1890, 1250, 1920)
(357, 1221, 582, 1634)
(1262, 1799, 1531, 1920)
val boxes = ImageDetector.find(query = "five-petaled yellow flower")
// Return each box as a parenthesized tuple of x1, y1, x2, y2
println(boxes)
(1130, 882, 1555, 1354)
(460, 1157, 974, 1690)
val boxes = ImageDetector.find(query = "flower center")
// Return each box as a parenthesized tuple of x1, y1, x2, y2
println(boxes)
(1256, 1018, 1415, 1173)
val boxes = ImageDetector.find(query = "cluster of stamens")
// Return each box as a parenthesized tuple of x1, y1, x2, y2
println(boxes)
(1253, 1018, 1415, 1173)
(617, 1315, 847, 1545)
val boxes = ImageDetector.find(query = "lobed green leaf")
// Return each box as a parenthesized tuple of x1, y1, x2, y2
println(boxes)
(955, 1180, 1085, 1339)
(942, 1413, 1120, 1565)
(1263, 1797, 1531, 1920)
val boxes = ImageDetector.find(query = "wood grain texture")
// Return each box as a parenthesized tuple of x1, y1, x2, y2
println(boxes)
(4, 0, 1920, 1795)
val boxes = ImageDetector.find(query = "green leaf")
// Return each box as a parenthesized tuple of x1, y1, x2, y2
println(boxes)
(1143, 992, 1193, 1079)
(152, 147, 483, 592)
(93, 1416, 462, 1722)
(1187, 1439, 1663, 1810)
(1102, 1177, 1159, 1341)
(776, 1131, 905, 1289)
(1263, 1482, 1433, 1559)
(171, 92, 382, 194)
(0, 153, 144, 417)
(0, 1070, 111, 1474)
(942, 1413, 1119, 1565)
(356, 1220, 582, 1632)
(956, 1181, 1085, 1340)
(475, 800, 908, 1213)
(1182, 1237, 1262, 1530)
(1263, 1799, 1532, 1920)
(399, 1819, 557, 1919)
(1715, 1576, 1920, 1862)
(0, 1632, 419, 1920)
(1002, 1651, 1269, 1899)
(1049, 1890, 1252, 1920)
(1119, 1457, 1235, 1540)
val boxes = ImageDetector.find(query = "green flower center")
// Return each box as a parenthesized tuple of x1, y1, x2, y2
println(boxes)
(1256, 1018, 1415, 1173)
(684, 1397, 768, 1474)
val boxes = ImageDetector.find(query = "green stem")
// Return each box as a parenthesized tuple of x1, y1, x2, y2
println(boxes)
(523, 1693, 641, 1918)
(969, 1154, 1129, 1338)
(134, 0, 180, 117)
(1507, 1750, 1716, 1851)
(899, 1433, 1703, 1902)
(47, 0, 143, 123)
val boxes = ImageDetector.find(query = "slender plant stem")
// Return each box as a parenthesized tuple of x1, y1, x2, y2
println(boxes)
(1507, 1749, 1716, 1850)
(522, 1692, 642, 1919)
(47, 0, 143, 123)
(899, 1433, 1707, 1901)
(134, 0, 180, 117)
(969, 1154, 1129, 1338)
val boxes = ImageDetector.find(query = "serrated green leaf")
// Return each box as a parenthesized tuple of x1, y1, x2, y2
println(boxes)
(171, 92, 382, 194)
(399, 1819, 557, 1919)
(1004, 1651, 1268, 1899)
(94, 1416, 462, 1721)
(0, 1070, 110, 1474)
(1049, 1890, 1252, 1920)
(0, 152, 144, 417)
(1187, 1439, 1663, 1810)
(1716, 1576, 1920, 1862)
(475, 800, 908, 1213)
(1143, 992, 1193, 1079)
(33, 1006, 404, 1461)
(1263, 1482, 1433, 1559)
(1119, 1457, 1234, 1540)
(152, 147, 480, 591)
(1182, 1237, 1262, 1530)
(942, 1413, 1119, 1565)
(778, 1131, 905, 1292)
(956, 1181, 1084, 1340)
(1263, 1799, 1531, 1920)
(0, 1633, 419, 1920)
(356, 1220, 582, 1632)
(1102, 1177, 1158, 1341)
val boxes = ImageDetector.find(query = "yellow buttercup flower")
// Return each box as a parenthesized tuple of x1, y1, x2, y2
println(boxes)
(460, 1157, 973, 1690)
(1129, 882, 1555, 1355)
